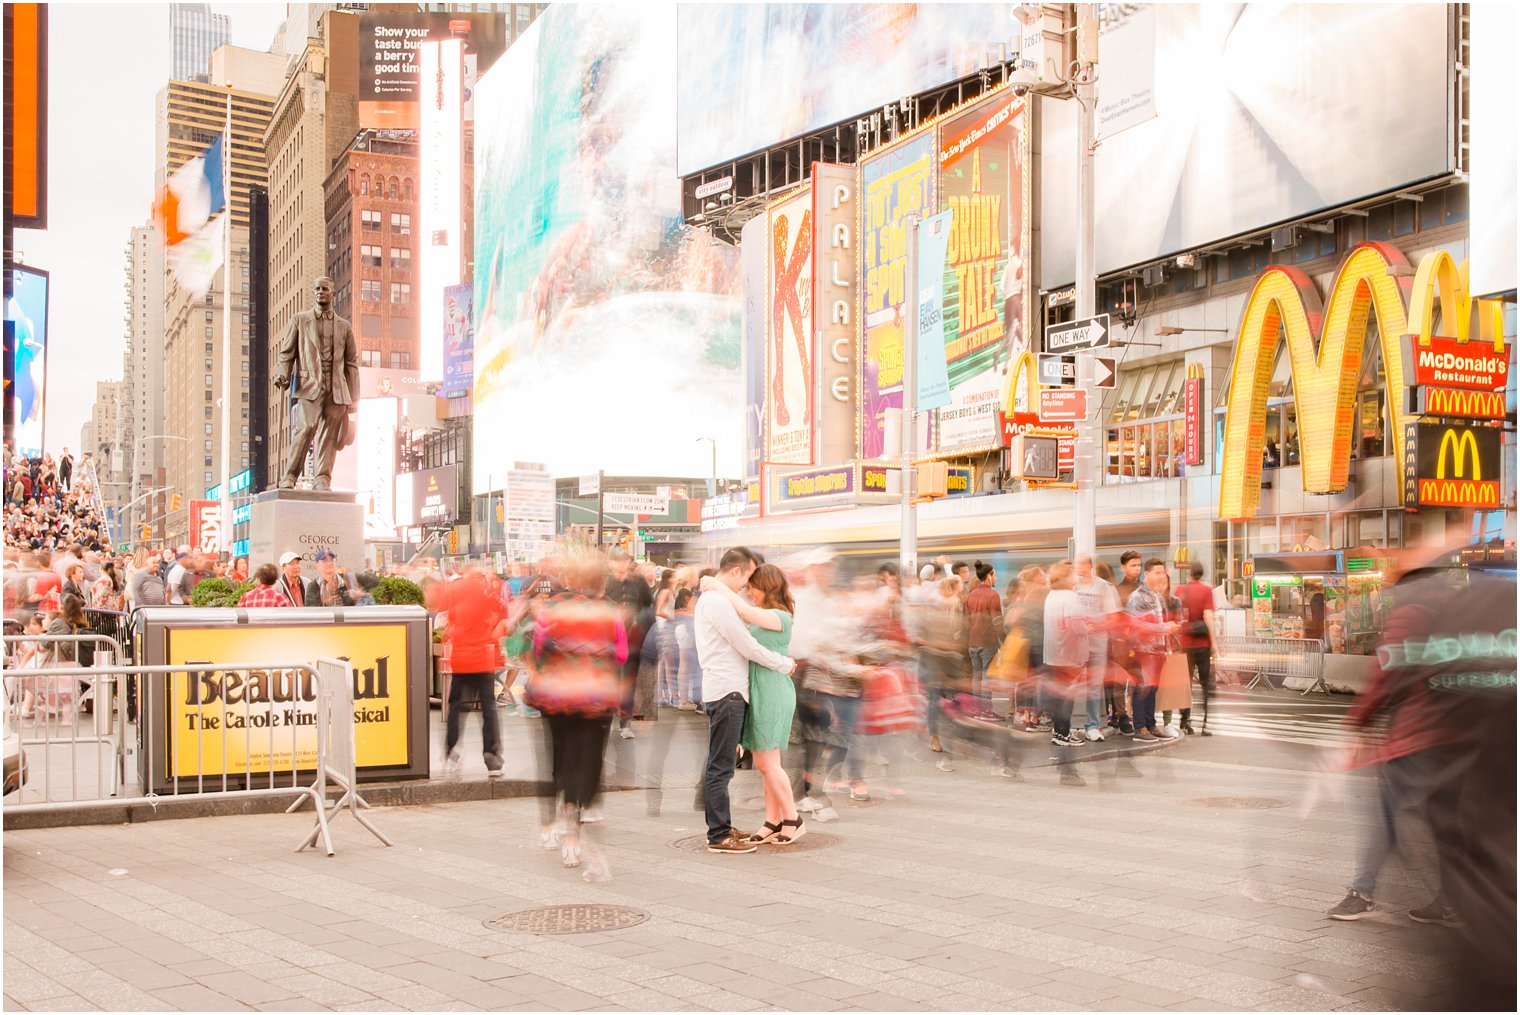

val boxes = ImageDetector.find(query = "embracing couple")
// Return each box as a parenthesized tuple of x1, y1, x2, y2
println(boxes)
(696, 546, 805, 853)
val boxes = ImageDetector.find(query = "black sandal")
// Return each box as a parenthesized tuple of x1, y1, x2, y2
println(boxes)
(747, 821, 783, 844)
(774, 818, 807, 845)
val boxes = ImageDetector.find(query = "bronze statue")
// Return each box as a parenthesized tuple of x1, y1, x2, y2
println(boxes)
(275, 277, 360, 491)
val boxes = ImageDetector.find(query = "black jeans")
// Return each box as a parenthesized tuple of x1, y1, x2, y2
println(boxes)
(445, 672, 501, 762)
(544, 713, 612, 810)
(1186, 646, 1213, 728)
(1047, 666, 1080, 737)
(703, 692, 747, 843)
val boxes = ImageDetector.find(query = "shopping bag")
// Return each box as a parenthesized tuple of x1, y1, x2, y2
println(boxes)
(1155, 652, 1193, 712)
(987, 631, 1029, 683)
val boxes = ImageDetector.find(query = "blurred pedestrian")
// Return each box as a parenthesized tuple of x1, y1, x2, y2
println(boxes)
(307, 549, 353, 607)
(1125, 558, 1180, 742)
(966, 560, 1005, 719)
(1073, 553, 1120, 741)
(237, 564, 293, 607)
(1042, 562, 1090, 763)
(430, 566, 508, 777)
(606, 549, 653, 738)
(1175, 560, 1216, 735)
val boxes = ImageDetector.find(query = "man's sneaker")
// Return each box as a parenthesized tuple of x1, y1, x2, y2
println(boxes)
(814, 806, 840, 822)
(935, 757, 957, 773)
(796, 796, 821, 814)
(677, 701, 697, 711)
(708, 832, 757, 854)
(484, 752, 504, 777)
(1119, 720, 1136, 736)
(974, 711, 1005, 723)
(1153, 726, 1177, 740)
(1084, 727, 1105, 742)
(990, 764, 1021, 780)
(442, 749, 462, 774)
(1328, 890, 1375, 920)
(1060, 771, 1087, 787)
(1025, 720, 1054, 733)
(1161, 723, 1180, 739)
(619, 726, 635, 740)
(1407, 901, 1461, 927)
(1051, 733, 1084, 747)
(1134, 728, 1159, 742)
(579, 808, 604, 824)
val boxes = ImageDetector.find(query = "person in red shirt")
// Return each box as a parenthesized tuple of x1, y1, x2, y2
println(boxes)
(1174, 560, 1216, 736)
(429, 565, 509, 776)
(237, 563, 293, 608)
(965, 560, 1005, 719)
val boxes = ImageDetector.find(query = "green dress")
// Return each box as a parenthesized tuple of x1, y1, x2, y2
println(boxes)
(740, 610, 795, 752)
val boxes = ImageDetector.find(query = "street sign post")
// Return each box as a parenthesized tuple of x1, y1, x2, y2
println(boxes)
(1040, 388, 1088, 423)
(1037, 354, 1076, 387)
(603, 492, 669, 516)
(1045, 313, 1111, 354)
(1093, 356, 1116, 388)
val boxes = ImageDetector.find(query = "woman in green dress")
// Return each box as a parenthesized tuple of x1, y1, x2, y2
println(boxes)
(700, 563, 804, 844)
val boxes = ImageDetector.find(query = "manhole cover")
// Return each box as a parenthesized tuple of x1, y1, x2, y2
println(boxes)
(669, 832, 839, 853)
(485, 904, 649, 935)
(1184, 796, 1289, 810)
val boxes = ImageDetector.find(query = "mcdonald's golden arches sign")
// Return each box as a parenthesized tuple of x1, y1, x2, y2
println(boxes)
(1402, 422, 1501, 508)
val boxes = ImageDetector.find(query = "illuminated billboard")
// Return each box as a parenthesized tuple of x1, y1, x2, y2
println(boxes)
(933, 91, 1030, 455)
(6, 266, 49, 458)
(442, 282, 474, 406)
(472, 5, 742, 491)
(418, 38, 463, 384)
(358, 11, 507, 129)
(396, 464, 458, 529)
(356, 397, 399, 539)
(676, 4, 1009, 177)
(860, 131, 936, 460)
(766, 188, 814, 465)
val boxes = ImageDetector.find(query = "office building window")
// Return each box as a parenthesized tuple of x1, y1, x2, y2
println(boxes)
(391, 282, 411, 304)
(390, 247, 410, 269)
(205, 310, 213, 322)
(392, 213, 410, 235)
(360, 350, 379, 367)
(361, 279, 382, 302)
(362, 209, 381, 230)
(361, 245, 382, 267)
(390, 352, 410, 368)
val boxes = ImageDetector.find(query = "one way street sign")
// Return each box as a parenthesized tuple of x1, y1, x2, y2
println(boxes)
(1045, 313, 1111, 354)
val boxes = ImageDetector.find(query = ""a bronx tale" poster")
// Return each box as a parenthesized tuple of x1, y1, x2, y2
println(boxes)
(934, 91, 1029, 454)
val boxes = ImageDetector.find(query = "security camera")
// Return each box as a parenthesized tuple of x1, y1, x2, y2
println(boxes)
(1009, 64, 1040, 96)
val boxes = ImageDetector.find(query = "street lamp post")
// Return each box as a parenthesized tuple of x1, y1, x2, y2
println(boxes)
(1071, 4, 1100, 561)
(130, 434, 187, 543)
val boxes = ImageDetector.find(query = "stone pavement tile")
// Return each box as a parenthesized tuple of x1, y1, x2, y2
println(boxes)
(1354, 971, 1443, 999)
(196, 969, 320, 1006)
(788, 977, 875, 1002)
(165, 957, 238, 978)
(251, 1000, 333, 1012)
(264, 972, 376, 1008)
(93, 958, 196, 991)
(16, 993, 98, 1011)
(1, 960, 73, 1003)
(148, 983, 254, 1011)
(1213, 955, 1298, 982)
(372, 983, 457, 1009)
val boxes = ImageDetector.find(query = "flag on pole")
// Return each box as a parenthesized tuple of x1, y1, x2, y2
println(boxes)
(155, 133, 227, 296)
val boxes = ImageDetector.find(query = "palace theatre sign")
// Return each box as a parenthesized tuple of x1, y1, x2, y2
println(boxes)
(1218, 243, 1510, 520)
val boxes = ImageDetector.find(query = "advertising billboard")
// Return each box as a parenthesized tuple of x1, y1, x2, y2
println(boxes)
(766, 188, 814, 465)
(1039, 3, 1452, 285)
(813, 162, 858, 466)
(933, 91, 1029, 455)
(396, 464, 458, 529)
(358, 11, 507, 129)
(356, 397, 398, 539)
(741, 213, 767, 480)
(442, 282, 474, 405)
(419, 38, 463, 384)
(503, 467, 555, 539)
(6, 266, 48, 458)
(676, 4, 1009, 177)
(472, 5, 742, 489)
(860, 131, 936, 460)
(1402, 422, 1503, 509)
(189, 500, 222, 555)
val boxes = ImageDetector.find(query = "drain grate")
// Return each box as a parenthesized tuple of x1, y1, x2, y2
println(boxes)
(669, 832, 839, 853)
(1184, 796, 1289, 810)
(486, 904, 650, 935)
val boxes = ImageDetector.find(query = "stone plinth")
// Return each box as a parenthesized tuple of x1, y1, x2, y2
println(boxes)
(249, 489, 364, 579)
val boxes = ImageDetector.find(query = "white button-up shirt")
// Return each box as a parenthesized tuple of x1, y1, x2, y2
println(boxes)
(694, 591, 791, 703)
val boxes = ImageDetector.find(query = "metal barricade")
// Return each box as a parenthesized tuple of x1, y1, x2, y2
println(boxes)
(1213, 635, 1329, 695)
(1, 645, 389, 854)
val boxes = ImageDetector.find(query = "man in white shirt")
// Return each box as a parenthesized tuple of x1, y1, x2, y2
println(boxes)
(696, 546, 796, 854)
(1072, 553, 1120, 741)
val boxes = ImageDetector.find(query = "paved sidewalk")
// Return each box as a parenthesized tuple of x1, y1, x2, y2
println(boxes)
(2, 746, 1456, 1012)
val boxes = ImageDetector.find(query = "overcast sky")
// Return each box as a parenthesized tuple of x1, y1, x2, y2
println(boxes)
(15, 2, 289, 457)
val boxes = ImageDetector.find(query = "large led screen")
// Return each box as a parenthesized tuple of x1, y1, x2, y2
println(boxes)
(1039, 3, 1453, 285)
(473, 4, 742, 491)
(676, 4, 1010, 178)
(6, 267, 49, 458)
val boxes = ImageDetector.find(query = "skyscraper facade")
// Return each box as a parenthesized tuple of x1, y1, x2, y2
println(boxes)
(170, 3, 230, 83)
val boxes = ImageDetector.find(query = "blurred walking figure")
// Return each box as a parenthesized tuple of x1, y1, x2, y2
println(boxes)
(605, 550, 653, 738)
(1175, 560, 1216, 735)
(1042, 563, 1090, 765)
(1125, 558, 1180, 742)
(696, 547, 796, 854)
(428, 566, 509, 777)
(1072, 553, 1119, 741)
(966, 561, 1005, 719)
(1009, 565, 1051, 731)
(701, 563, 804, 844)
(527, 554, 626, 874)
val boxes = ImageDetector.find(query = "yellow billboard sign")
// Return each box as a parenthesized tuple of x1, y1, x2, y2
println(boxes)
(1218, 243, 1413, 519)
(166, 623, 411, 778)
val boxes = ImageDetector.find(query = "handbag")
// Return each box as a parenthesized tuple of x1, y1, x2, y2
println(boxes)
(1155, 651, 1193, 712)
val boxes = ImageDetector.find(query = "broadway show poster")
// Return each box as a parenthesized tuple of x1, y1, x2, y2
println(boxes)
(860, 132, 936, 459)
(472, 5, 742, 487)
(165, 624, 411, 778)
(934, 92, 1029, 454)
(442, 282, 474, 406)
(766, 188, 814, 465)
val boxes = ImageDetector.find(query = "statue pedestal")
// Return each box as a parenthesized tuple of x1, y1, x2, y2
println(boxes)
(250, 489, 365, 578)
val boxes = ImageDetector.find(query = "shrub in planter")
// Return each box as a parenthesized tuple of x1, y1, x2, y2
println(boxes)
(189, 578, 256, 608)
(374, 576, 425, 606)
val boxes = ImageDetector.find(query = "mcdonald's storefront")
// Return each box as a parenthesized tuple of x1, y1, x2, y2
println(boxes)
(1212, 241, 1515, 658)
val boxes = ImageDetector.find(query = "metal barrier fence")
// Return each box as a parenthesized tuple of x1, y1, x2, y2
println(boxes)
(2, 639, 389, 854)
(1214, 635, 1329, 695)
